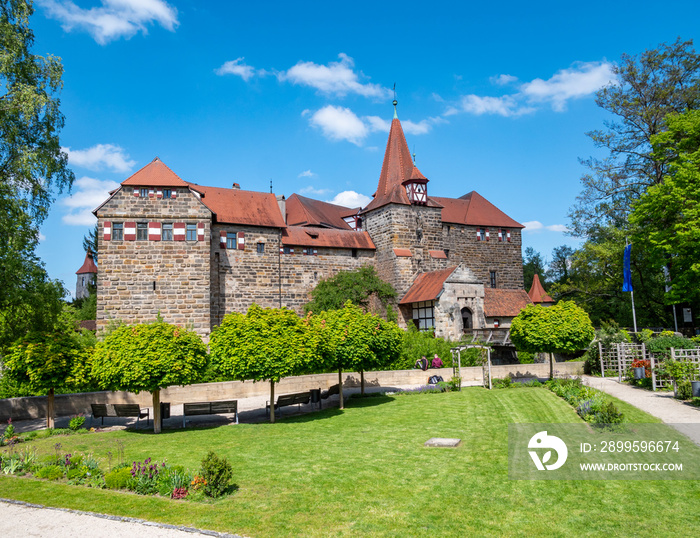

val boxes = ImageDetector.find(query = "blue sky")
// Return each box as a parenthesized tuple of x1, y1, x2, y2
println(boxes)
(29, 0, 700, 297)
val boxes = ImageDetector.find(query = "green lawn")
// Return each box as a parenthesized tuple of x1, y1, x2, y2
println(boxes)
(1, 387, 698, 537)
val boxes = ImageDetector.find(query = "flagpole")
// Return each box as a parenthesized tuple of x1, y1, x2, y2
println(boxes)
(624, 240, 638, 333)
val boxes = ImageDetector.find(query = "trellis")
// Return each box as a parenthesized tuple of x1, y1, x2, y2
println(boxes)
(648, 352, 671, 391)
(598, 342, 619, 379)
(451, 344, 491, 390)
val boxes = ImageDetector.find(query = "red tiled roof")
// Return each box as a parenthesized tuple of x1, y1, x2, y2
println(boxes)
(281, 226, 375, 249)
(192, 185, 286, 227)
(393, 248, 412, 257)
(433, 191, 524, 228)
(363, 117, 440, 212)
(121, 157, 190, 187)
(399, 267, 458, 305)
(286, 194, 357, 229)
(76, 252, 98, 274)
(429, 250, 447, 259)
(483, 288, 532, 317)
(528, 274, 554, 303)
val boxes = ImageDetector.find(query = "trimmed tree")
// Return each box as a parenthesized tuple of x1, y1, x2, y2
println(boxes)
(91, 319, 208, 433)
(314, 302, 402, 407)
(510, 301, 595, 379)
(304, 266, 397, 314)
(210, 304, 322, 423)
(3, 325, 93, 428)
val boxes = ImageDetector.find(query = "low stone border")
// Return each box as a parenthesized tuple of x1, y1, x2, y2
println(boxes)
(0, 497, 245, 537)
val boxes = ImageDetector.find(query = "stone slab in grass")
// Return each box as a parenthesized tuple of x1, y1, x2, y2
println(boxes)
(424, 437, 461, 447)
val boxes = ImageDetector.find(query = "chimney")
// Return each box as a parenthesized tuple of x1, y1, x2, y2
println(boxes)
(232, 182, 240, 190)
(276, 194, 286, 224)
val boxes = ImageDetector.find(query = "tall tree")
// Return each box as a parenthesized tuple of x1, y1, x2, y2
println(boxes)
(570, 38, 700, 236)
(630, 110, 700, 307)
(522, 246, 547, 290)
(0, 0, 74, 343)
(304, 266, 396, 314)
(82, 224, 98, 262)
(546, 245, 575, 286)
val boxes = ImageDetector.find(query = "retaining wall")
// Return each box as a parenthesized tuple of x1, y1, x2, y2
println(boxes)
(0, 361, 584, 421)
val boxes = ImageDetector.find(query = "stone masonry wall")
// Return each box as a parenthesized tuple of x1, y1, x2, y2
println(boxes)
(211, 222, 374, 326)
(96, 187, 212, 339)
(442, 224, 523, 290)
(364, 203, 447, 299)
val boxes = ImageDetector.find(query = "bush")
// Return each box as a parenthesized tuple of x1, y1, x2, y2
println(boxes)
(492, 376, 512, 389)
(592, 401, 624, 425)
(646, 335, 697, 361)
(104, 467, 133, 490)
(676, 380, 692, 400)
(200, 451, 232, 498)
(582, 321, 631, 374)
(69, 414, 86, 431)
(35, 465, 63, 480)
(518, 351, 535, 364)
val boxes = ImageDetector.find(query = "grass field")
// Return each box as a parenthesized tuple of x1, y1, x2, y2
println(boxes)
(1, 387, 699, 537)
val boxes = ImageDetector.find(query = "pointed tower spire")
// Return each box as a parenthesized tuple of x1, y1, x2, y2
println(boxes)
(362, 100, 432, 212)
(527, 274, 554, 304)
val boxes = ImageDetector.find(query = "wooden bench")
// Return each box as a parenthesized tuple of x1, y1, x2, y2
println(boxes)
(90, 403, 112, 426)
(90, 403, 149, 426)
(114, 404, 150, 426)
(266, 391, 311, 416)
(182, 400, 238, 427)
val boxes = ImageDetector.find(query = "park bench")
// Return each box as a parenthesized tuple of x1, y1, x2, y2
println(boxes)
(319, 384, 340, 408)
(266, 391, 312, 416)
(182, 400, 239, 427)
(90, 403, 149, 426)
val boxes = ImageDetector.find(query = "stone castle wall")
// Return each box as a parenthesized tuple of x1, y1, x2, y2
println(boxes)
(210, 224, 374, 325)
(96, 188, 212, 338)
(364, 204, 447, 298)
(442, 224, 523, 290)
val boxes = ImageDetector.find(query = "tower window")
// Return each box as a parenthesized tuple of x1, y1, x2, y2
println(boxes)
(162, 188, 171, 199)
(162, 223, 173, 241)
(136, 222, 148, 241)
(186, 224, 197, 241)
(257, 242, 265, 254)
(490, 271, 497, 288)
(139, 188, 148, 198)
(112, 223, 123, 241)
(226, 232, 237, 249)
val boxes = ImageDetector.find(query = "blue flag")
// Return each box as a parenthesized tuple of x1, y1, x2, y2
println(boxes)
(622, 244, 633, 292)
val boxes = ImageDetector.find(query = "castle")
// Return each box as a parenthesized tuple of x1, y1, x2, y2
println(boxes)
(94, 104, 531, 340)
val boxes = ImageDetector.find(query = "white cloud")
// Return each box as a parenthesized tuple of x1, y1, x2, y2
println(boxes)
(64, 143, 136, 173)
(39, 0, 178, 44)
(364, 115, 390, 133)
(523, 221, 569, 233)
(520, 61, 616, 111)
(460, 95, 522, 117)
(282, 53, 390, 99)
(216, 57, 256, 81)
(61, 176, 120, 226)
(298, 170, 316, 178)
(453, 61, 615, 117)
(490, 74, 518, 86)
(299, 186, 331, 196)
(308, 105, 368, 146)
(327, 191, 372, 208)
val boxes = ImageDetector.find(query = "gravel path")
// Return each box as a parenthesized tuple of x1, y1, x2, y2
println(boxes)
(0, 498, 243, 537)
(582, 375, 700, 445)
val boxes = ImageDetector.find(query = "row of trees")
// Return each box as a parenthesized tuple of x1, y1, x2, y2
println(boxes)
(3, 303, 403, 431)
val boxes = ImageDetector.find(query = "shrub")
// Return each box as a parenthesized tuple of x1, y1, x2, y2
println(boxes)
(492, 376, 512, 389)
(69, 414, 86, 431)
(676, 380, 692, 400)
(200, 452, 232, 498)
(104, 467, 133, 490)
(646, 335, 697, 361)
(518, 351, 535, 364)
(592, 401, 624, 425)
(582, 321, 631, 374)
(35, 464, 63, 480)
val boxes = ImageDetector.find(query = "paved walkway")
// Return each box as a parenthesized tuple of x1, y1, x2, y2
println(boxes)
(582, 375, 700, 445)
